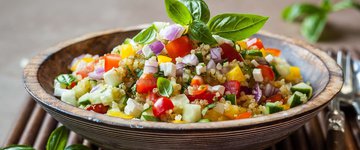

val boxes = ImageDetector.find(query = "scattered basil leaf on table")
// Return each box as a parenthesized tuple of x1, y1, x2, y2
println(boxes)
(64, 144, 91, 150)
(301, 13, 328, 43)
(46, 126, 70, 150)
(133, 25, 157, 44)
(207, 14, 269, 41)
(1, 145, 35, 150)
(282, 4, 322, 22)
(165, 0, 193, 25)
(189, 20, 217, 45)
(157, 77, 173, 97)
(179, 0, 210, 23)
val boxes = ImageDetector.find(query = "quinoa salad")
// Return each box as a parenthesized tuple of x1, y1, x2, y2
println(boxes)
(53, 0, 313, 123)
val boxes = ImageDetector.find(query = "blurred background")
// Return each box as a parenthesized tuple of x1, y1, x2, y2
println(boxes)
(1, 0, 359, 143)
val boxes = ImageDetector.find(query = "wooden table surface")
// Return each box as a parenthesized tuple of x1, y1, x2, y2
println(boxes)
(0, 0, 360, 144)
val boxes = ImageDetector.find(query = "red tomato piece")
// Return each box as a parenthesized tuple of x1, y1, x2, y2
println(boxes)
(136, 74, 157, 94)
(220, 43, 243, 62)
(165, 36, 193, 60)
(187, 91, 216, 103)
(223, 80, 241, 96)
(190, 75, 204, 86)
(192, 85, 208, 96)
(257, 65, 275, 81)
(236, 112, 252, 119)
(246, 38, 264, 49)
(86, 104, 109, 114)
(148, 92, 160, 103)
(152, 97, 174, 117)
(265, 48, 281, 57)
(104, 54, 121, 72)
(266, 93, 283, 103)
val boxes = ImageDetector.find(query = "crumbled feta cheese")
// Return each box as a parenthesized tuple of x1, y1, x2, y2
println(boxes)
(212, 35, 234, 46)
(265, 54, 274, 63)
(196, 63, 206, 75)
(210, 85, 226, 95)
(253, 68, 264, 82)
(251, 59, 259, 67)
(124, 98, 143, 117)
(160, 62, 176, 77)
(141, 44, 154, 58)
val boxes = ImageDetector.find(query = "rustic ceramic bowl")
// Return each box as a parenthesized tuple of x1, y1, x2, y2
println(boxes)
(24, 25, 343, 150)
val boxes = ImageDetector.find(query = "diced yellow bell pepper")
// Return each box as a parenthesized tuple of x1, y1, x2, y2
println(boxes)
(70, 61, 80, 72)
(82, 57, 94, 63)
(157, 55, 172, 64)
(120, 44, 136, 59)
(260, 48, 266, 57)
(203, 109, 223, 122)
(236, 41, 248, 49)
(172, 120, 186, 124)
(106, 110, 134, 119)
(226, 64, 246, 82)
(224, 105, 240, 119)
(285, 66, 302, 82)
(282, 104, 290, 110)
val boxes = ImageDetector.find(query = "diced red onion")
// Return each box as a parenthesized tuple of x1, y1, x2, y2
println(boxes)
(149, 41, 164, 55)
(240, 86, 252, 95)
(252, 83, 262, 103)
(159, 24, 185, 41)
(88, 67, 105, 80)
(263, 83, 280, 97)
(144, 59, 158, 74)
(207, 59, 216, 70)
(210, 47, 222, 62)
(182, 54, 199, 66)
(137, 50, 143, 54)
(176, 62, 185, 76)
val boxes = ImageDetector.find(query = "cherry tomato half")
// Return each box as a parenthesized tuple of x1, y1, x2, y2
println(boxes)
(266, 93, 283, 103)
(187, 91, 216, 103)
(257, 65, 275, 81)
(220, 43, 243, 62)
(136, 74, 157, 94)
(223, 80, 241, 96)
(190, 75, 204, 86)
(104, 54, 121, 72)
(152, 97, 174, 117)
(147, 92, 160, 103)
(165, 36, 193, 60)
(192, 85, 208, 96)
(86, 104, 109, 114)
(246, 38, 264, 49)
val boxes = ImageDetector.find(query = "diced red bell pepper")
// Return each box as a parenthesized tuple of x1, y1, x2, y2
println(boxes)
(165, 36, 193, 60)
(187, 91, 216, 103)
(86, 104, 109, 114)
(266, 93, 283, 103)
(257, 65, 275, 81)
(104, 54, 121, 72)
(246, 38, 264, 49)
(223, 80, 241, 96)
(190, 75, 204, 86)
(220, 43, 243, 62)
(236, 112, 252, 119)
(152, 97, 174, 117)
(136, 74, 157, 94)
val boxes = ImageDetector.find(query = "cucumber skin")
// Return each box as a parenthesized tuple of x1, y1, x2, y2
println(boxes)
(288, 94, 302, 108)
(265, 102, 284, 114)
(290, 82, 313, 97)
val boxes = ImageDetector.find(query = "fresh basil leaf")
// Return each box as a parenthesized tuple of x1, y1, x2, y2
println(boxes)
(2, 145, 35, 150)
(208, 14, 268, 41)
(189, 20, 217, 45)
(157, 77, 173, 97)
(201, 103, 216, 116)
(142, 115, 159, 121)
(64, 144, 90, 150)
(56, 74, 77, 88)
(165, 0, 193, 25)
(179, 0, 210, 23)
(332, 0, 360, 11)
(133, 25, 157, 44)
(301, 13, 327, 42)
(46, 126, 70, 150)
(224, 94, 237, 105)
(322, 0, 332, 11)
(282, 3, 323, 22)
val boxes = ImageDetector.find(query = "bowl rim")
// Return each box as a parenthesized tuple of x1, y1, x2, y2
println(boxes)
(23, 25, 343, 130)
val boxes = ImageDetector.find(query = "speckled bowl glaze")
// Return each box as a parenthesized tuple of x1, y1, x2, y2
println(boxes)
(24, 25, 343, 150)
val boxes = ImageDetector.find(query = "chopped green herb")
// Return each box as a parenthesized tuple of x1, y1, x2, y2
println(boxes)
(142, 115, 159, 121)
(201, 103, 216, 116)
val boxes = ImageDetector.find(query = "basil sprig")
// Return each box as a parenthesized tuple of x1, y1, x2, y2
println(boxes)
(157, 77, 173, 97)
(165, 0, 193, 25)
(208, 14, 269, 41)
(179, 0, 210, 23)
(133, 25, 157, 44)
(188, 20, 217, 45)
(282, 0, 360, 42)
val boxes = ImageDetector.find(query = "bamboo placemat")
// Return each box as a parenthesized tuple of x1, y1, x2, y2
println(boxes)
(2, 97, 360, 150)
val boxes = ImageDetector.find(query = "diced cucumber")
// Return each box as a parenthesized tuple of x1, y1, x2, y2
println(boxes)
(241, 50, 263, 59)
(100, 87, 115, 106)
(265, 102, 284, 114)
(198, 119, 211, 123)
(287, 91, 308, 108)
(183, 104, 202, 123)
(224, 94, 237, 105)
(61, 90, 77, 106)
(290, 82, 313, 97)
(271, 64, 280, 79)
(170, 94, 190, 110)
(104, 68, 121, 87)
(72, 78, 91, 99)
(78, 93, 91, 106)
(124, 98, 143, 118)
(54, 81, 70, 97)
